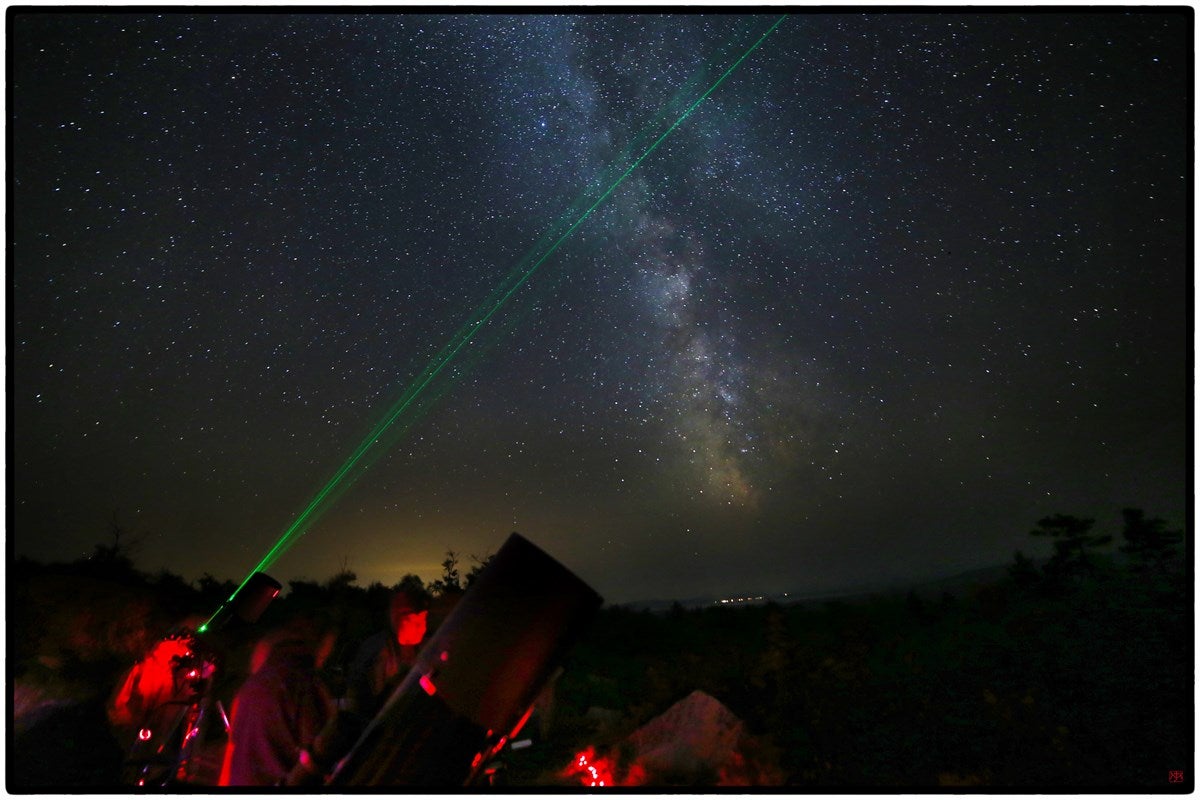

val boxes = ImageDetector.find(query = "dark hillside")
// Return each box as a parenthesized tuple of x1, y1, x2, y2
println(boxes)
(8, 513, 1191, 790)
(514, 551, 1190, 788)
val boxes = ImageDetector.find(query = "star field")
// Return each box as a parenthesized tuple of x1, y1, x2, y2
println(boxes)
(11, 11, 1191, 603)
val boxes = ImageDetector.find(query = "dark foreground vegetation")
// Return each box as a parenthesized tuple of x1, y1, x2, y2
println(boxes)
(9, 508, 1191, 790)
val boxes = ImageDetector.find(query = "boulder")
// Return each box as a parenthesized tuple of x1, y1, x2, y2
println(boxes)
(619, 690, 783, 786)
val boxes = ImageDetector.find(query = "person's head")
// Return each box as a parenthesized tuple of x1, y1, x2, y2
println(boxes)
(249, 612, 339, 673)
(388, 590, 428, 647)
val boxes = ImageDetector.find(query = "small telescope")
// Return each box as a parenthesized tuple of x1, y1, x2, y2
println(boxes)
(121, 571, 282, 786)
(331, 532, 602, 786)
(200, 571, 283, 634)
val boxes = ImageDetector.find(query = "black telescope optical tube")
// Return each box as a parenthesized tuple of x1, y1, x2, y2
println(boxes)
(331, 533, 602, 786)
(203, 571, 283, 634)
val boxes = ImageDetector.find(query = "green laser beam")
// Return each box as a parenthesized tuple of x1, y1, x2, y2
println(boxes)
(206, 15, 787, 626)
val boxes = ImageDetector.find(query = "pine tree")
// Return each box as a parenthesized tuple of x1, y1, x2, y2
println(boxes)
(1031, 514, 1110, 580)
(1118, 508, 1183, 573)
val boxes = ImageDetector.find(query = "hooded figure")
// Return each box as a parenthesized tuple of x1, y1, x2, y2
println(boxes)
(347, 589, 429, 720)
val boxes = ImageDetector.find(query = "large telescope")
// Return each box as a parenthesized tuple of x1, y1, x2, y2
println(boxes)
(331, 532, 602, 786)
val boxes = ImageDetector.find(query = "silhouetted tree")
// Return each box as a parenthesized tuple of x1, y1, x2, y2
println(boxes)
(80, 514, 144, 580)
(1031, 514, 1110, 580)
(196, 573, 238, 608)
(324, 567, 359, 592)
(906, 589, 937, 624)
(465, 552, 495, 587)
(429, 550, 462, 596)
(286, 578, 325, 612)
(152, 568, 198, 616)
(391, 573, 431, 606)
(1007, 550, 1041, 587)
(1118, 508, 1183, 573)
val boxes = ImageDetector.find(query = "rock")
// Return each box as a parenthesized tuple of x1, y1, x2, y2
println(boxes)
(620, 690, 783, 786)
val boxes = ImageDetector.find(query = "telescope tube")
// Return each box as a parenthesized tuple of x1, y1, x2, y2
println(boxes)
(331, 533, 602, 786)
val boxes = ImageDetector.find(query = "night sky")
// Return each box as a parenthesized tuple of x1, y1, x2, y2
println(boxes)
(11, 10, 1191, 605)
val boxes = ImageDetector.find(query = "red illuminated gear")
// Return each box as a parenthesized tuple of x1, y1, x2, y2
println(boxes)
(567, 747, 614, 787)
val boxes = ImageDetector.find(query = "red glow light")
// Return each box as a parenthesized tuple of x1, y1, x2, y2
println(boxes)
(396, 610, 428, 646)
(419, 673, 437, 696)
(566, 746, 615, 788)
(138, 728, 153, 741)
(509, 704, 535, 740)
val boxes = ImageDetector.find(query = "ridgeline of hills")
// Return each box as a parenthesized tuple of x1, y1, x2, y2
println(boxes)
(620, 561, 1017, 612)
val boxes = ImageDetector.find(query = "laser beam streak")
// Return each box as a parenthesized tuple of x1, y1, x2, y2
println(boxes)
(206, 15, 787, 626)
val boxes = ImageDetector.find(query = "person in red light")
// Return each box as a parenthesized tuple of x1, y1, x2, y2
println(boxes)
(107, 615, 208, 752)
(347, 589, 429, 720)
(108, 636, 192, 730)
(218, 615, 339, 786)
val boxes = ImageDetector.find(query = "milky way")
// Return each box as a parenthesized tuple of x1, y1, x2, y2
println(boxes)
(12, 11, 1191, 603)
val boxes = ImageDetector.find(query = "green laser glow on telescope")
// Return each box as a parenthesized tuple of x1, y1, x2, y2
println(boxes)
(204, 15, 787, 629)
